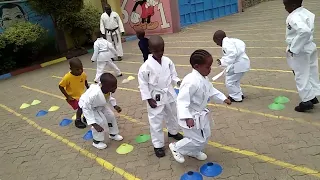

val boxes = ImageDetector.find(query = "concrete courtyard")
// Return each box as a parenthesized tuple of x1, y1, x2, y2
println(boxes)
(0, 0, 320, 179)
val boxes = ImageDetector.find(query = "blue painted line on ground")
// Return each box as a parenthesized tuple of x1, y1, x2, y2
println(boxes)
(0, 73, 12, 80)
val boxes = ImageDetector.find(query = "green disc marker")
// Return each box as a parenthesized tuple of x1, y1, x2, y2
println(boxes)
(268, 103, 285, 110)
(135, 134, 151, 143)
(274, 96, 290, 104)
(116, 143, 134, 155)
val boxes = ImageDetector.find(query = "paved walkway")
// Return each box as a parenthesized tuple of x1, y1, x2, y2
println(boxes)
(1, 0, 320, 179)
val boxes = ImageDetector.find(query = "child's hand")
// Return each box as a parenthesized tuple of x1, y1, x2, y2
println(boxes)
(217, 59, 221, 65)
(177, 81, 182, 87)
(185, 118, 194, 128)
(224, 98, 232, 105)
(92, 123, 104, 132)
(66, 96, 75, 101)
(147, 99, 157, 108)
(114, 105, 122, 113)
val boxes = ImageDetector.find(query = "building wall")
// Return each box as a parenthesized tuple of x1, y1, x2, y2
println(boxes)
(120, 0, 180, 35)
(0, 0, 55, 36)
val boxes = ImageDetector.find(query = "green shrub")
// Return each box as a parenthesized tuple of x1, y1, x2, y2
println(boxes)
(0, 22, 48, 74)
(2, 21, 46, 49)
(56, 5, 100, 48)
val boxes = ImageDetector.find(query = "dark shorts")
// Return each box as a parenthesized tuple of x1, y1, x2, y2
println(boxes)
(67, 99, 79, 110)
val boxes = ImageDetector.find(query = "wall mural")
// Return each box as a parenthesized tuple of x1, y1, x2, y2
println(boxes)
(0, 0, 55, 36)
(121, 0, 172, 35)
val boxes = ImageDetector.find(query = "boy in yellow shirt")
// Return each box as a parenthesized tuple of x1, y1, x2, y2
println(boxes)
(59, 58, 89, 128)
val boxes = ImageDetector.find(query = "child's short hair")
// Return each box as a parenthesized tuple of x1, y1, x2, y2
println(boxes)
(136, 28, 145, 39)
(69, 57, 82, 67)
(190, 49, 212, 67)
(100, 72, 117, 83)
(293, 0, 303, 5)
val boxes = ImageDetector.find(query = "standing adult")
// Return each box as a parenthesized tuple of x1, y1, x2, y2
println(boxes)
(100, 5, 125, 61)
(283, 0, 320, 112)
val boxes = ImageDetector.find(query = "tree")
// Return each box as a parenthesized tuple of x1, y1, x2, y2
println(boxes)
(56, 5, 101, 48)
(28, 0, 84, 52)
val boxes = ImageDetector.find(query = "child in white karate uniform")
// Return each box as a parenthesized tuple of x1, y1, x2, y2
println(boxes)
(91, 32, 122, 83)
(213, 30, 250, 102)
(79, 73, 123, 149)
(169, 49, 231, 163)
(283, 0, 320, 112)
(138, 35, 183, 158)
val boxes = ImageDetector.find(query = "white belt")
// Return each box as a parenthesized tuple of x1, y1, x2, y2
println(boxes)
(193, 109, 209, 130)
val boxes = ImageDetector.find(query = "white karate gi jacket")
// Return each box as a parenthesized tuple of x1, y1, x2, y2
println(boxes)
(286, 7, 315, 55)
(100, 12, 124, 35)
(79, 84, 117, 125)
(138, 55, 180, 106)
(177, 69, 227, 130)
(91, 38, 117, 62)
(220, 37, 250, 74)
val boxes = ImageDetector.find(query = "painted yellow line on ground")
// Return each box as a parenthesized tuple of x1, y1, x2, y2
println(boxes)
(119, 115, 320, 178)
(167, 35, 285, 39)
(18, 86, 320, 178)
(116, 59, 292, 73)
(212, 82, 298, 94)
(200, 20, 285, 27)
(179, 32, 285, 36)
(124, 52, 287, 59)
(82, 68, 297, 94)
(21, 85, 319, 128)
(165, 40, 314, 43)
(0, 104, 140, 180)
(40, 57, 67, 68)
(161, 46, 319, 49)
(184, 27, 283, 32)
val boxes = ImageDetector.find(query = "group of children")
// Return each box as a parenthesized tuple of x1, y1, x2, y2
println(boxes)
(57, 0, 319, 163)
(58, 29, 250, 162)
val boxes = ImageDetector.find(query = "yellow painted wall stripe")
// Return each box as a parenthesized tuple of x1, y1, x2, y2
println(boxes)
(40, 57, 67, 68)
(18, 86, 320, 177)
(82, 69, 297, 93)
(0, 104, 140, 180)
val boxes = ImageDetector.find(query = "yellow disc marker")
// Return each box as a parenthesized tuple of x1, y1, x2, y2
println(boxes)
(48, 106, 60, 112)
(20, 103, 31, 109)
(31, 100, 41, 105)
(116, 143, 134, 155)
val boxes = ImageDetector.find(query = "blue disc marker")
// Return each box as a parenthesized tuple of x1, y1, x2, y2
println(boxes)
(83, 130, 93, 140)
(200, 162, 223, 177)
(180, 171, 203, 180)
(59, 119, 73, 127)
(36, 110, 48, 117)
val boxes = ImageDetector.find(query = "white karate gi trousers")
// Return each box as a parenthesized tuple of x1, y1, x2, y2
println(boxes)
(288, 47, 320, 102)
(147, 102, 179, 148)
(106, 30, 123, 57)
(174, 113, 211, 156)
(89, 107, 120, 142)
(225, 71, 245, 101)
(94, 61, 122, 83)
